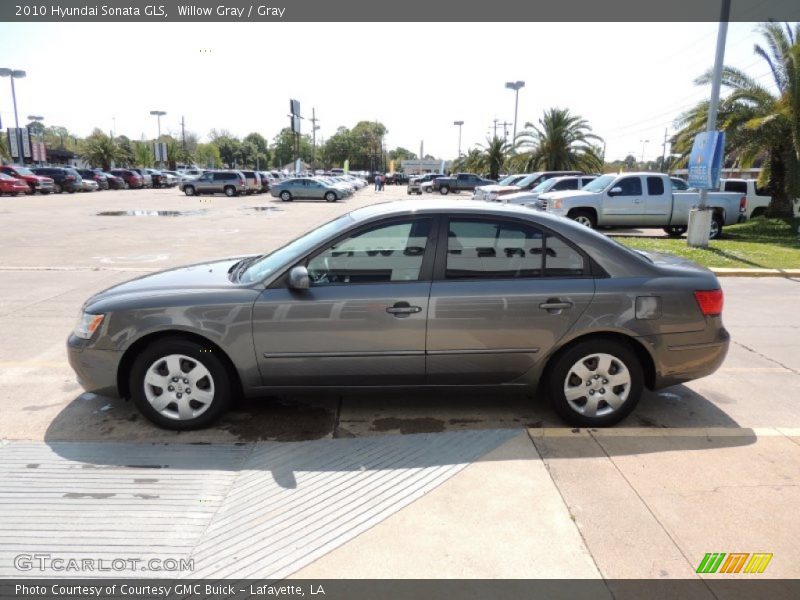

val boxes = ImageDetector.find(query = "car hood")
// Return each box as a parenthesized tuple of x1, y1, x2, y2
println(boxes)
(539, 189, 594, 201)
(477, 184, 520, 194)
(502, 190, 539, 201)
(84, 256, 252, 310)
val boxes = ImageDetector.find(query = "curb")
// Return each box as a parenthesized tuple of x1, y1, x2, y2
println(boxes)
(711, 268, 800, 277)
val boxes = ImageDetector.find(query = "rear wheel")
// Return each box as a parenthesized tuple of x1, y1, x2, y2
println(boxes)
(570, 210, 597, 229)
(663, 225, 687, 238)
(129, 337, 232, 430)
(548, 339, 643, 427)
(709, 213, 724, 239)
(325, 191, 337, 202)
(439, 185, 450, 195)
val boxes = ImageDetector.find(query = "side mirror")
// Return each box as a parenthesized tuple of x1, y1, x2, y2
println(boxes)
(288, 265, 310, 290)
(609, 186, 623, 196)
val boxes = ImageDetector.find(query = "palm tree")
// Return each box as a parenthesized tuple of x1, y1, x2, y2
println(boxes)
(0, 134, 10, 162)
(478, 136, 511, 180)
(81, 131, 121, 170)
(673, 22, 799, 218)
(132, 141, 153, 167)
(513, 108, 604, 173)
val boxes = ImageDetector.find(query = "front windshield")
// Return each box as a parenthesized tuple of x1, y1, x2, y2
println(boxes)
(515, 174, 540, 188)
(239, 214, 355, 284)
(497, 175, 519, 185)
(532, 179, 553, 193)
(582, 174, 616, 193)
(15, 167, 35, 176)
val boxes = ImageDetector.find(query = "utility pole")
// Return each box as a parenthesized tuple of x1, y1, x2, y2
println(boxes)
(453, 120, 464, 158)
(310, 108, 320, 171)
(501, 121, 512, 140)
(492, 118, 499, 139)
(660, 128, 669, 172)
(181, 115, 186, 151)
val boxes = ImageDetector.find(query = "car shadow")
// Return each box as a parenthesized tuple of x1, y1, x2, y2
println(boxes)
(43, 385, 757, 488)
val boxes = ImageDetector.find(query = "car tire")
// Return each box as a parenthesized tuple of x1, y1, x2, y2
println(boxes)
(709, 213, 724, 240)
(570, 210, 597, 229)
(129, 337, 232, 430)
(184, 186, 196, 196)
(325, 191, 337, 202)
(663, 225, 687, 237)
(124, 182, 130, 190)
(40, 191, 50, 195)
(280, 191, 292, 202)
(224, 186, 236, 197)
(439, 186, 450, 195)
(54, 183, 62, 194)
(547, 338, 643, 427)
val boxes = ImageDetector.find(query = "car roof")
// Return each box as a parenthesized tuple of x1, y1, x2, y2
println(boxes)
(347, 199, 574, 224)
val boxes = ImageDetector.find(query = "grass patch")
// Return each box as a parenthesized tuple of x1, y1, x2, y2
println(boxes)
(616, 217, 800, 269)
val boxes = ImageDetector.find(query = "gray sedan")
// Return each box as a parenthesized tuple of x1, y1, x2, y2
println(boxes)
(270, 177, 347, 202)
(67, 200, 729, 429)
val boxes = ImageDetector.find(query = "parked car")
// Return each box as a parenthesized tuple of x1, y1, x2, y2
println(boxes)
(473, 171, 583, 202)
(540, 172, 747, 239)
(31, 167, 82, 193)
(472, 174, 530, 201)
(177, 168, 204, 178)
(503, 175, 598, 207)
(432, 173, 496, 195)
(258, 172, 275, 193)
(108, 169, 144, 189)
(129, 168, 153, 188)
(0, 172, 30, 195)
(159, 171, 183, 187)
(80, 178, 99, 192)
(0, 165, 55, 194)
(67, 199, 730, 430)
(180, 170, 248, 197)
(407, 173, 446, 195)
(270, 177, 345, 202)
(98, 171, 125, 190)
(142, 169, 166, 188)
(718, 178, 773, 219)
(76, 169, 109, 190)
(239, 171, 262, 195)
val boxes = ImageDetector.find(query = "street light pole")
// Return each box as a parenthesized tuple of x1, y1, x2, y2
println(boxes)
(0, 68, 27, 163)
(505, 80, 525, 146)
(453, 120, 464, 157)
(639, 139, 650, 164)
(149, 110, 166, 166)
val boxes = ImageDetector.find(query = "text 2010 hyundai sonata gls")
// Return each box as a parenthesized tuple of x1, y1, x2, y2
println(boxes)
(67, 200, 729, 429)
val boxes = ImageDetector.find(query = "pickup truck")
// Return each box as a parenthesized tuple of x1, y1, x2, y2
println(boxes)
(407, 173, 446, 195)
(539, 172, 747, 239)
(432, 173, 495, 195)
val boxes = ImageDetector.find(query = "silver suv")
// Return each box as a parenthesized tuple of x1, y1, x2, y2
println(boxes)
(180, 171, 248, 197)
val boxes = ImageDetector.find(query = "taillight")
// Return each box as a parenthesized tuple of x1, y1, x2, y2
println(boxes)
(694, 290, 723, 316)
(739, 196, 747, 213)
(240, 177, 245, 185)
(65, 175, 74, 181)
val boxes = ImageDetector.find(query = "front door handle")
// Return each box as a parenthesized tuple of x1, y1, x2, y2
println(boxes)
(386, 301, 422, 317)
(539, 299, 573, 312)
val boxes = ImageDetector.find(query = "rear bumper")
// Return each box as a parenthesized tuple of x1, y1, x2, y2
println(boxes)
(643, 326, 730, 389)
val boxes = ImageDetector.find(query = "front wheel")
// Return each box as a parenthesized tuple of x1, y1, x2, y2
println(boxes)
(663, 225, 687, 238)
(129, 337, 232, 430)
(184, 186, 196, 196)
(280, 191, 292, 202)
(324, 191, 337, 202)
(570, 210, 596, 229)
(548, 339, 643, 427)
(439, 186, 450, 195)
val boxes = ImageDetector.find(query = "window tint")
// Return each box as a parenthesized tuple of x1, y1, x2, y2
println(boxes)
(307, 219, 431, 286)
(670, 178, 689, 191)
(446, 219, 544, 279)
(553, 179, 579, 191)
(615, 177, 642, 196)
(646, 177, 665, 195)
(544, 234, 585, 276)
(723, 180, 747, 194)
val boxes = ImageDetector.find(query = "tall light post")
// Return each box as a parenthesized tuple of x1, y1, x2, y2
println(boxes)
(27, 115, 44, 165)
(505, 80, 525, 146)
(639, 139, 650, 164)
(149, 110, 166, 166)
(0, 68, 27, 163)
(453, 120, 464, 157)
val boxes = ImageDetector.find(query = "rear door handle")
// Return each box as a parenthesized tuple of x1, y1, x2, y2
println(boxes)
(386, 301, 422, 317)
(539, 299, 573, 312)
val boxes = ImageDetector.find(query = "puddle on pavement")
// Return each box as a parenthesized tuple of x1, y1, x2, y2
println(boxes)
(96, 209, 208, 217)
(243, 206, 283, 212)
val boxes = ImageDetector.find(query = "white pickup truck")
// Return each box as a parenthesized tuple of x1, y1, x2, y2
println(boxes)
(539, 172, 747, 239)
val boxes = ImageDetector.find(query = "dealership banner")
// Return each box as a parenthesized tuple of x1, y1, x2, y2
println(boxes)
(1, 0, 799, 22)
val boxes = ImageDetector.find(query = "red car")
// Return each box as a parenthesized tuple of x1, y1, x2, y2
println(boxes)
(0, 165, 55, 195)
(109, 169, 144, 189)
(0, 172, 31, 196)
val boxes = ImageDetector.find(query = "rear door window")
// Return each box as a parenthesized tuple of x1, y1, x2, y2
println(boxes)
(646, 177, 665, 195)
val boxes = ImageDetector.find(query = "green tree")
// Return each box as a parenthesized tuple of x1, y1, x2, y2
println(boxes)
(320, 126, 355, 168)
(211, 136, 241, 168)
(272, 128, 313, 167)
(132, 141, 153, 167)
(80, 129, 120, 170)
(115, 136, 135, 166)
(480, 136, 511, 180)
(243, 132, 270, 169)
(514, 107, 604, 173)
(672, 22, 800, 217)
(195, 143, 221, 168)
(0, 134, 9, 162)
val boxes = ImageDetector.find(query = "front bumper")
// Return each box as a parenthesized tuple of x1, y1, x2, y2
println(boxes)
(67, 334, 122, 398)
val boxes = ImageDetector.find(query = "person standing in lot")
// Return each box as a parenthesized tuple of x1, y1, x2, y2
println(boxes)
(374, 174, 381, 191)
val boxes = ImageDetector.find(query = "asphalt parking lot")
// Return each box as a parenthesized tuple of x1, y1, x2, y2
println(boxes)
(1, 185, 799, 582)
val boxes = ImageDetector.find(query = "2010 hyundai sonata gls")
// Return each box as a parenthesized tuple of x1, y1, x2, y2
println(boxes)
(67, 200, 729, 429)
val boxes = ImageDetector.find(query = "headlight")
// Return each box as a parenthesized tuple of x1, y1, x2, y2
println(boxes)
(74, 312, 105, 339)
(552, 199, 563, 210)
